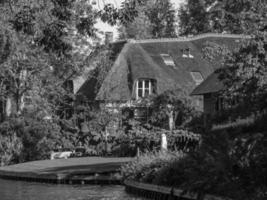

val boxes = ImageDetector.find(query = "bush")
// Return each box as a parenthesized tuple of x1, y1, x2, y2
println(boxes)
(149, 89, 194, 129)
(20, 118, 62, 161)
(121, 151, 184, 182)
(109, 126, 201, 157)
(0, 115, 68, 164)
(124, 130, 267, 200)
(79, 115, 201, 157)
(0, 133, 23, 166)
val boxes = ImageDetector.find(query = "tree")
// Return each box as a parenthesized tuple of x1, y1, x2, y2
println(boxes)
(118, 7, 153, 40)
(0, 0, 100, 118)
(178, 0, 211, 35)
(218, 34, 267, 113)
(193, 3, 267, 197)
(112, 0, 178, 39)
(216, 1, 267, 113)
(145, 0, 177, 38)
(178, 0, 264, 35)
(0, 131, 22, 166)
(207, 0, 261, 34)
(149, 89, 193, 130)
(0, 0, 139, 163)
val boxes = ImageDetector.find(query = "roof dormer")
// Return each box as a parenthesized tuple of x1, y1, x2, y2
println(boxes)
(182, 48, 194, 58)
(190, 71, 203, 85)
(160, 54, 175, 66)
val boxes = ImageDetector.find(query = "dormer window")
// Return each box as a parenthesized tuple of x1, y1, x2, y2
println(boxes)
(136, 79, 156, 99)
(182, 49, 188, 58)
(188, 49, 194, 58)
(182, 48, 194, 58)
(190, 71, 203, 85)
(160, 54, 175, 66)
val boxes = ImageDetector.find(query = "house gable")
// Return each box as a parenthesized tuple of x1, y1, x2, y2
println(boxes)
(96, 43, 132, 101)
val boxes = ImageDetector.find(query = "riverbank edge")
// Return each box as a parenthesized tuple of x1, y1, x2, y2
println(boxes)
(0, 157, 132, 185)
(124, 180, 232, 200)
(0, 170, 123, 185)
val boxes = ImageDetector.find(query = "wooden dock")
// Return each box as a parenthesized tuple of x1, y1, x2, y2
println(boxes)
(0, 157, 131, 184)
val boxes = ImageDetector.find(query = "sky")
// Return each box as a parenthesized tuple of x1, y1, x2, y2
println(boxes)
(94, 0, 185, 40)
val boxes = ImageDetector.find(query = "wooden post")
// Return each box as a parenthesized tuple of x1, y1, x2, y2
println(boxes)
(161, 133, 167, 152)
(136, 147, 140, 158)
(167, 104, 174, 131)
(5, 97, 12, 117)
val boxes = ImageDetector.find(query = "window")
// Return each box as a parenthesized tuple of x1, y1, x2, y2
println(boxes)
(182, 48, 194, 58)
(19, 70, 27, 80)
(190, 71, 204, 85)
(23, 95, 32, 106)
(20, 93, 33, 112)
(136, 79, 156, 99)
(160, 54, 175, 66)
(182, 49, 188, 58)
(215, 97, 224, 112)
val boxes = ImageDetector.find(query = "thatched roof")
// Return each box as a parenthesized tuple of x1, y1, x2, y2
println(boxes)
(191, 71, 223, 95)
(75, 41, 127, 102)
(95, 33, 247, 101)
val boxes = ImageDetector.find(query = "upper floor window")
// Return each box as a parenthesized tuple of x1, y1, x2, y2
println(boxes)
(182, 48, 194, 58)
(190, 71, 203, 85)
(136, 79, 156, 99)
(160, 54, 175, 66)
(23, 95, 32, 106)
(19, 70, 27, 80)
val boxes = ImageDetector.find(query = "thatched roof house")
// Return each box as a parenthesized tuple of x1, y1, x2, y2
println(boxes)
(80, 33, 248, 111)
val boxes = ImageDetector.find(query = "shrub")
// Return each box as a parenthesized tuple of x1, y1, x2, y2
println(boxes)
(129, 130, 267, 200)
(121, 151, 184, 182)
(20, 118, 62, 161)
(109, 126, 201, 157)
(0, 115, 67, 164)
(0, 133, 23, 166)
(149, 89, 194, 130)
(79, 114, 201, 157)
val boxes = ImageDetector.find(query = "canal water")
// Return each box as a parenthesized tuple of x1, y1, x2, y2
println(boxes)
(0, 179, 143, 200)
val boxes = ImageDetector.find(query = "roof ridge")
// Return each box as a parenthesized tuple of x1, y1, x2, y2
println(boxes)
(128, 33, 251, 44)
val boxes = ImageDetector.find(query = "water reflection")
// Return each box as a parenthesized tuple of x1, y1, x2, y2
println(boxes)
(0, 179, 143, 200)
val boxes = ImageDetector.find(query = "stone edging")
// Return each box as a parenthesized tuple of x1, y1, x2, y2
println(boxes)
(0, 170, 122, 185)
(124, 180, 232, 200)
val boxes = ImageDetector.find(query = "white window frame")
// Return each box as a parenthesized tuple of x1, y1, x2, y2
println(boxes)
(188, 53, 194, 58)
(182, 49, 188, 58)
(182, 48, 194, 58)
(160, 54, 175, 66)
(136, 79, 153, 99)
(190, 71, 204, 85)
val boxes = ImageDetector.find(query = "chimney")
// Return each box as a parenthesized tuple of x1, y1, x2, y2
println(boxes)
(105, 32, 113, 44)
